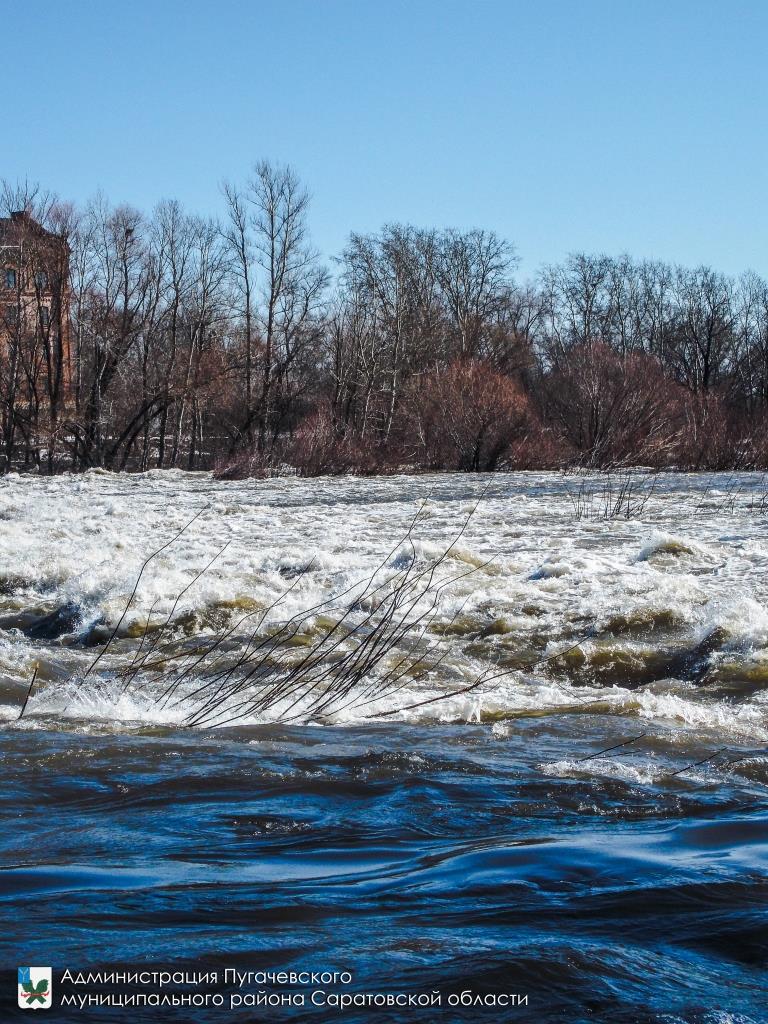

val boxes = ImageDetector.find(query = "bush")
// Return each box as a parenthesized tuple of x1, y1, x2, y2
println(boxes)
(212, 448, 280, 480)
(673, 391, 749, 470)
(284, 404, 395, 477)
(405, 360, 539, 471)
(543, 343, 680, 468)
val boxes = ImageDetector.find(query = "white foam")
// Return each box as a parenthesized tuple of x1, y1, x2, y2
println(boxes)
(0, 471, 767, 734)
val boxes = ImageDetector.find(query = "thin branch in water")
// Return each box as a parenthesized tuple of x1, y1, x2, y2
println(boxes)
(18, 667, 38, 720)
(119, 538, 231, 690)
(665, 748, 727, 779)
(575, 732, 648, 761)
(85, 505, 209, 679)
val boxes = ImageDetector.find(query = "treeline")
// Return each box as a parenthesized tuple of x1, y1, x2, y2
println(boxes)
(2, 166, 768, 476)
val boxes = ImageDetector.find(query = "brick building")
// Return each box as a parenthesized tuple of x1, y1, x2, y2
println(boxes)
(0, 209, 73, 393)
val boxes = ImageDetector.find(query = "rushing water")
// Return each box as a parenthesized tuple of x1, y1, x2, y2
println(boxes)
(1, 470, 767, 1022)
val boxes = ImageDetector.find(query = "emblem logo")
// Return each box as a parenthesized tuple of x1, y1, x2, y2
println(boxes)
(18, 967, 52, 1009)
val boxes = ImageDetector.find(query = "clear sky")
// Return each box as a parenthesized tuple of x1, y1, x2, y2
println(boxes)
(4, 0, 767, 279)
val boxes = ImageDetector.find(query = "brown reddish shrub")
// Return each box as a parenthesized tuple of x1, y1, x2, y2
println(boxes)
(285, 404, 395, 477)
(543, 343, 680, 468)
(405, 360, 539, 471)
(672, 391, 747, 470)
(741, 409, 768, 469)
(212, 448, 280, 480)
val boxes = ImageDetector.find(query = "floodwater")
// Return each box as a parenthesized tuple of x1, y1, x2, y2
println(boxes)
(0, 470, 766, 1022)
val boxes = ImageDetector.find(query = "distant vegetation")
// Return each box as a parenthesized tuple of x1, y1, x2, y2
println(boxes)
(3, 165, 768, 476)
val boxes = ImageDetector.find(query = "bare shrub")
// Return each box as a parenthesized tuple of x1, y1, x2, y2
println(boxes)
(406, 360, 537, 471)
(212, 448, 280, 480)
(742, 411, 768, 471)
(96, 506, 501, 727)
(285, 404, 396, 477)
(567, 472, 658, 521)
(544, 343, 679, 468)
(673, 391, 745, 470)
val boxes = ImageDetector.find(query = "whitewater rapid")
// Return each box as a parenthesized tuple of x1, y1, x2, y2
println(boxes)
(0, 469, 766, 750)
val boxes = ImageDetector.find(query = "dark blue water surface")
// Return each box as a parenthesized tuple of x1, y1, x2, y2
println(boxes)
(1, 719, 766, 1023)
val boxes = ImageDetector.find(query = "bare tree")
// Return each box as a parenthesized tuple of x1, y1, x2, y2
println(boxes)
(435, 228, 516, 357)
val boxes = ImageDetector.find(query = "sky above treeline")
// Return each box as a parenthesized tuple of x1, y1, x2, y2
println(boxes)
(5, 0, 767, 280)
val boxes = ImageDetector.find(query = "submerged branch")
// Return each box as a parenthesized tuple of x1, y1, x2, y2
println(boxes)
(64, 497, 504, 727)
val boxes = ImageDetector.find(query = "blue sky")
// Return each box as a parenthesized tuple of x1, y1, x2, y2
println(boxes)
(4, 0, 767, 278)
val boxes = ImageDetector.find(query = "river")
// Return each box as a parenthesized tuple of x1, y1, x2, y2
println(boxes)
(1, 470, 766, 1022)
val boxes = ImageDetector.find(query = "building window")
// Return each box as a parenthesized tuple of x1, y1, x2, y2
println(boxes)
(40, 305, 50, 327)
(4, 268, 16, 290)
(4, 304, 18, 325)
(35, 271, 48, 290)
